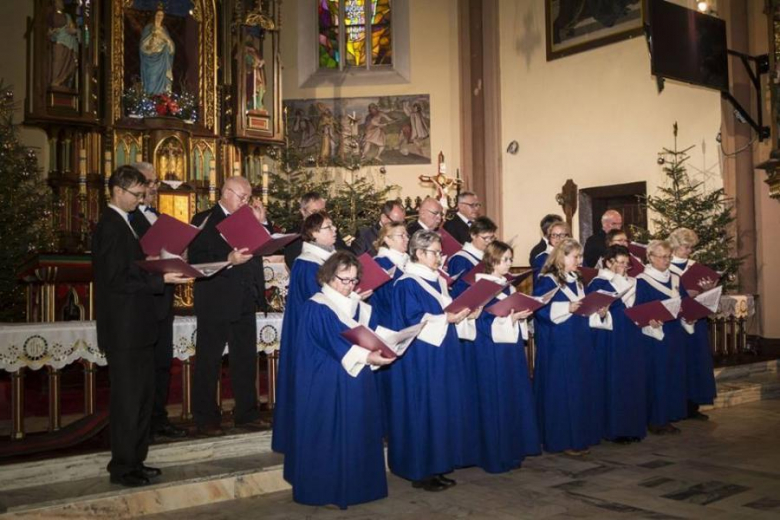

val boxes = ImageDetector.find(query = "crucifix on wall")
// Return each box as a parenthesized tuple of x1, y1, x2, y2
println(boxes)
(556, 179, 578, 227)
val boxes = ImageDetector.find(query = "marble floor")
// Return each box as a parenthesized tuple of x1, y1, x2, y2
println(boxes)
(143, 399, 780, 520)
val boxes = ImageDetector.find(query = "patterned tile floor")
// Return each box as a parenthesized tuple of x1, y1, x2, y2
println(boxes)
(143, 399, 780, 519)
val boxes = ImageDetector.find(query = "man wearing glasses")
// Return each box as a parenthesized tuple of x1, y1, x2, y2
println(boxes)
(443, 191, 482, 245)
(350, 199, 406, 257)
(583, 209, 623, 268)
(407, 197, 444, 236)
(188, 176, 269, 436)
(128, 162, 188, 441)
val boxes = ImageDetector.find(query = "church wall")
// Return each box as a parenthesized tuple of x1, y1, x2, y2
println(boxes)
(279, 0, 461, 201)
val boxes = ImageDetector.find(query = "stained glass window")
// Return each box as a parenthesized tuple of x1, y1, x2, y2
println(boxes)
(318, 0, 391, 70)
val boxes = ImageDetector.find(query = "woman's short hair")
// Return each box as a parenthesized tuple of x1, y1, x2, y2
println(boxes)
(546, 221, 570, 239)
(373, 221, 406, 252)
(469, 216, 498, 237)
(301, 211, 331, 242)
(541, 237, 582, 285)
(606, 229, 628, 245)
(409, 230, 440, 262)
(668, 227, 698, 250)
(602, 244, 630, 265)
(317, 250, 362, 286)
(483, 241, 513, 274)
(646, 239, 672, 258)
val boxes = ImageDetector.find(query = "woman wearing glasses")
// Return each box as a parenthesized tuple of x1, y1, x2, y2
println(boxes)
(472, 241, 541, 473)
(387, 230, 478, 492)
(587, 245, 646, 444)
(635, 240, 693, 435)
(532, 221, 570, 285)
(446, 216, 498, 298)
(272, 212, 337, 456)
(534, 238, 609, 455)
(287, 252, 395, 509)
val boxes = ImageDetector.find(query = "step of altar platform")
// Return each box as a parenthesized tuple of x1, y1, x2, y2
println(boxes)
(704, 359, 780, 411)
(0, 430, 288, 519)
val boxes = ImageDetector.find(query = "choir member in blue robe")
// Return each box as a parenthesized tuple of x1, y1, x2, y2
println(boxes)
(635, 240, 695, 435)
(447, 216, 497, 298)
(387, 230, 478, 492)
(533, 238, 610, 455)
(473, 241, 541, 472)
(272, 212, 336, 454)
(668, 228, 717, 420)
(532, 221, 570, 285)
(370, 222, 410, 434)
(288, 252, 395, 509)
(587, 245, 647, 444)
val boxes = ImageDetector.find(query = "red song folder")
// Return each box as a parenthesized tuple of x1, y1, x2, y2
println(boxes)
(578, 266, 599, 286)
(341, 322, 425, 359)
(679, 262, 721, 293)
(485, 286, 558, 317)
(216, 205, 300, 256)
(136, 257, 228, 279)
(572, 290, 625, 317)
(461, 263, 533, 286)
(438, 268, 461, 287)
(356, 253, 392, 293)
(139, 214, 201, 257)
(444, 279, 506, 314)
(624, 298, 681, 328)
(628, 255, 645, 277)
(438, 228, 463, 259)
(628, 242, 648, 262)
(679, 286, 722, 321)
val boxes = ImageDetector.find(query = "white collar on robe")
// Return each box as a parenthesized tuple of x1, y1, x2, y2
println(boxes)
(596, 268, 635, 294)
(376, 247, 408, 271)
(321, 284, 361, 319)
(462, 241, 484, 261)
(401, 262, 451, 309)
(554, 271, 583, 301)
(108, 204, 138, 237)
(637, 265, 679, 298)
(311, 287, 371, 329)
(643, 265, 671, 283)
(405, 261, 440, 282)
(671, 255, 689, 265)
(298, 241, 334, 265)
(476, 272, 514, 296)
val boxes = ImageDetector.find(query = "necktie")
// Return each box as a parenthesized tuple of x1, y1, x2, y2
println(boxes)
(145, 206, 160, 216)
(467, 220, 473, 227)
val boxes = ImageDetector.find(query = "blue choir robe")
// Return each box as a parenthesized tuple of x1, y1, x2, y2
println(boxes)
(531, 246, 552, 285)
(670, 258, 717, 406)
(272, 242, 333, 454)
(370, 247, 408, 436)
(587, 271, 647, 440)
(447, 242, 483, 299)
(387, 262, 478, 481)
(635, 267, 694, 426)
(533, 273, 609, 452)
(287, 285, 387, 509)
(473, 273, 540, 473)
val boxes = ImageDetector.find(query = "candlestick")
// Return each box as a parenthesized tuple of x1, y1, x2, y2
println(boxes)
(208, 159, 217, 186)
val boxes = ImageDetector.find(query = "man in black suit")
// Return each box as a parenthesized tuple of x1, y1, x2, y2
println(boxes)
(93, 166, 189, 487)
(129, 162, 188, 441)
(528, 214, 563, 265)
(189, 176, 267, 436)
(443, 191, 481, 244)
(583, 209, 623, 267)
(407, 197, 444, 236)
(350, 199, 406, 257)
(283, 191, 347, 268)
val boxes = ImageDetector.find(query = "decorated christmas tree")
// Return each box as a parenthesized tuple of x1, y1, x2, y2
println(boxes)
(633, 123, 741, 288)
(0, 83, 57, 321)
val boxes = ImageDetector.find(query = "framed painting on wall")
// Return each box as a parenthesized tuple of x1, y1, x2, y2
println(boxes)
(545, 0, 646, 61)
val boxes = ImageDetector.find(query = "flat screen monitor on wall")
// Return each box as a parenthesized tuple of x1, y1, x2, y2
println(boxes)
(648, 0, 729, 92)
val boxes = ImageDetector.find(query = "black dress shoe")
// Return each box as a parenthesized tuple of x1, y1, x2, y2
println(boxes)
(153, 423, 188, 439)
(196, 424, 225, 437)
(110, 471, 150, 488)
(436, 474, 457, 487)
(412, 477, 448, 492)
(612, 436, 633, 445)
(688, 410, 709, 421)
(140, 465, 162, 479)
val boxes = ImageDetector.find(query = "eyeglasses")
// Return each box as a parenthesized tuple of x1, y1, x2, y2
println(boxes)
(390, 233, 409, 239)
(501, 257, 514, 263)
(319, 225, 338, 232)
(550, 233, 570, 239)
(461, 202, 482, 209)
(423, 249, 443, 257)
(121, 186, 145, 199)
(651, 254, 671, 260)
(423, 209, 443, 217)
(227, 187, 250, 203)
(476, 234, 495, 242)
(333, 274, 360, 285)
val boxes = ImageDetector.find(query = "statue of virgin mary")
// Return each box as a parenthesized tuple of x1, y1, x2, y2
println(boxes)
(139, 8, 175, 95)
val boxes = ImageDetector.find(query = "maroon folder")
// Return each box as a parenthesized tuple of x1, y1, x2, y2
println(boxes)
(356, 253, 392, 293)
(579, 266, 599, 286)
(572, 291, 620, 317)
(444, 279, 505, 314)
(341, 325, 398, 359)
(136, 258, 227, 279)
(628, 255, 645, 277)
(679, 297, 716, 322)
(485, 290, 553, 317)
(680, 262, 721, 293)
(216, 205, 300, 256)
(439, 228, 463, 259)
(462, 263, 533, 286)
(624, 301, 678, 328)
(628, 242, 648, 262)
(438, 269, 461, 287)
(139, 214, 201, 257)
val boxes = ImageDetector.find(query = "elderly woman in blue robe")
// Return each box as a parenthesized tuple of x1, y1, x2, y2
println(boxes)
(140, 8, 175, 95)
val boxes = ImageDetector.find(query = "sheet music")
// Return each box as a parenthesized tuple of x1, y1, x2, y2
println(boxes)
(660, 296, 682, 318)
(695, 286, 722, 312)
(375, 322, 425, 356)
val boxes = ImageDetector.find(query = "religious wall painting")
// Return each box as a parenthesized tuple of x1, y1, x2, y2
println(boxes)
(154, 135, 187, 182)
(545, 0, 645, 61)
(284, 94, 431, 166)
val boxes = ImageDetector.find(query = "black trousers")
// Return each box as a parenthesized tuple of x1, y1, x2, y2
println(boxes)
(151, 314, 174, 430)
(106, 345, 155, 478)
(193, 312, 260, 427)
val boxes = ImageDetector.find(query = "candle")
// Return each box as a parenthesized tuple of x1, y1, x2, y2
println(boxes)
(208, 159, 216, 186)
(233, 160, 240, 176)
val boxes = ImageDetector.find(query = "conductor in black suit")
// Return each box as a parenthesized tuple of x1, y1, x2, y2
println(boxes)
(528, 214, 563, 265)
(189, 176, 267, 436)
(129, 162, 187, 440)
(283, 191, 347, 268)
(350, 199, 406, 257)
(442, 191, 481, 244)
(93, 166, 190, 487)
(407, 197, 444, 236)
(583, 209, 623, 268)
